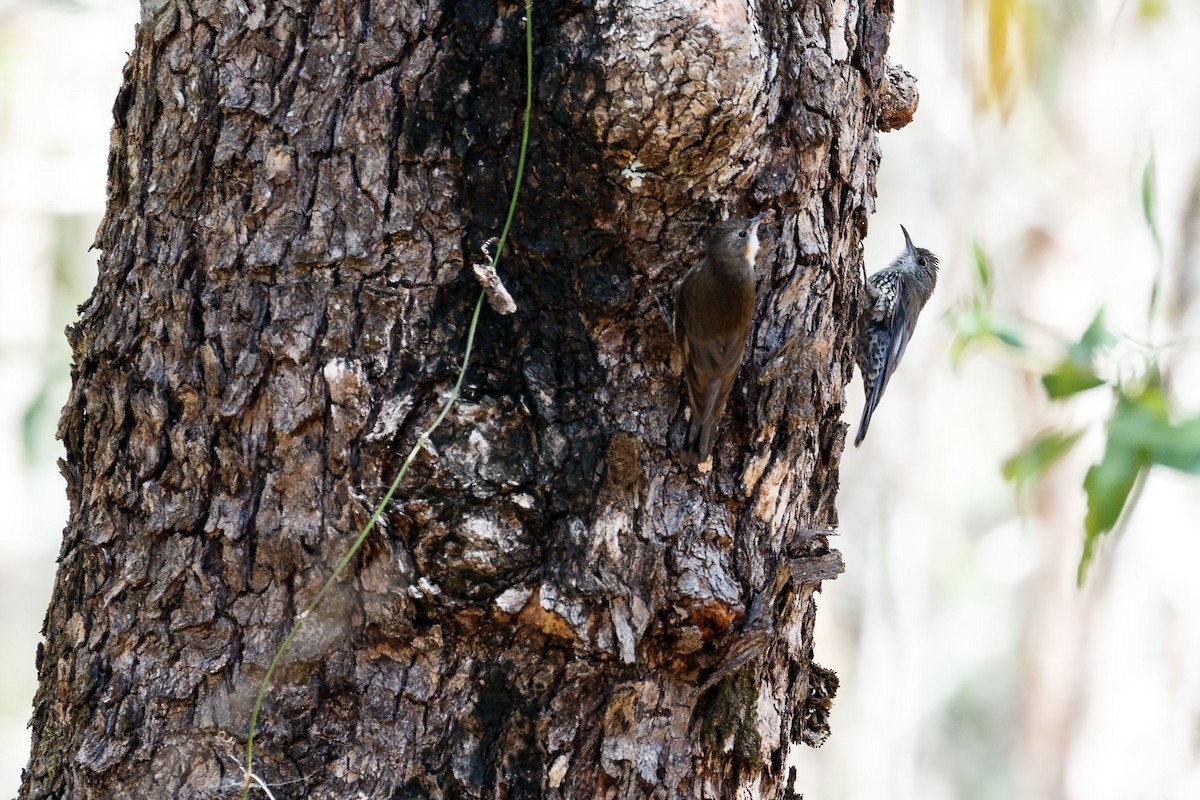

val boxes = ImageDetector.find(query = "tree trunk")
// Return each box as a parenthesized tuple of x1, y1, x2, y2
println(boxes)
(22, 1, 910, 797)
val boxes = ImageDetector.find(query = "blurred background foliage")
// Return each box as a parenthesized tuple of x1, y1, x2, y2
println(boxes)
(1, 1, 1199, 799)
(803, 0, 1200, 799)
(955, 237, 1200, 583)
(958, 0, 1200, 583)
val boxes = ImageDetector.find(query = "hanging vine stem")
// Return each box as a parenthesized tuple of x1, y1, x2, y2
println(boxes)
(240, 1, 535, 794)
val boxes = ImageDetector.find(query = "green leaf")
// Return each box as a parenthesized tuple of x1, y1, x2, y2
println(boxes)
(948, 306, 1027, 364)
(971, 241, 994, 300)
(987, 315, 1025, 350)
(1142, 412, 1200, 474)
(1107, 385, 1200, 474)
(1141, 152, 1163, 256)
(1067, 309, 1115, 366)
(1080, 435, 1145, 583)
(1002, 428, 1084, 485)
(1042, 310, 1113, 399)
(1152, 415, 1200, 474)
(1041, 362, 1106, 399)
(945, 244, 1029, 367)
(949, 332, 973, 367)
(1074, 380, 1200, 584)
(1138, 151, 1166, 317)
(949, 309, 990, 367)
(1140, 154, 1155, 230)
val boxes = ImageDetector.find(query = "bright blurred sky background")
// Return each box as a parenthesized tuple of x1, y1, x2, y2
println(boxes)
(1, 1, 1198, 798)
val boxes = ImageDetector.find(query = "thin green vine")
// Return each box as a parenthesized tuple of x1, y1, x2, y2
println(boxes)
(240, 1, 534, 794)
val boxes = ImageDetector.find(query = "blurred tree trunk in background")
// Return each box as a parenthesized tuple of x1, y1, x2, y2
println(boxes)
(20, 1, 909, 797)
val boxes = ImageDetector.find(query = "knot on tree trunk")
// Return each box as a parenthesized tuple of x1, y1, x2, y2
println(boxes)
(878, 60, 920, 131)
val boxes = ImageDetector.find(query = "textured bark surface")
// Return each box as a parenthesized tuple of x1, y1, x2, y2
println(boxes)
(23, 0, 904, 797)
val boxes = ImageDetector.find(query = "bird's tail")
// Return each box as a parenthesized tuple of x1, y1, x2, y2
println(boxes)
(683, 414, 715, 464)
(854, 379, 884, 447)
(684, 379, 724, 462)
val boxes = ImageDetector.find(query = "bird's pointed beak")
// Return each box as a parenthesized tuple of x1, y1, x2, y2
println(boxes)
(900, 224, 915, 256)
(750, 210, 771, 232)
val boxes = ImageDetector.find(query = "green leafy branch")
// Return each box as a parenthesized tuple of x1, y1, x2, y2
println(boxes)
(951, 235, 1200, 585)
(239, 1, 535, 796)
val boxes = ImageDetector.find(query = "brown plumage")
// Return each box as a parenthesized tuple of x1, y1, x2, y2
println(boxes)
(674, 214, 765, 462)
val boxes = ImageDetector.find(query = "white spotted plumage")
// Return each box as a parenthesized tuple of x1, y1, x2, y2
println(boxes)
(854, 226, 939, 446)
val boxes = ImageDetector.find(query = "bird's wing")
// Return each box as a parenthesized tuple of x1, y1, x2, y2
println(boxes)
(674, 262, 700, 353)
(877, 275, 914, 400)
(855, 270, 923, 447)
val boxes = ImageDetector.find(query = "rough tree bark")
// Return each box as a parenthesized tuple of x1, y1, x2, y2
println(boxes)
(22, 0, 915, 797)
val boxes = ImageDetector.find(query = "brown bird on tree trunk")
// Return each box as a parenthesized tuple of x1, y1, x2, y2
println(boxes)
(674, 213, 766, 463)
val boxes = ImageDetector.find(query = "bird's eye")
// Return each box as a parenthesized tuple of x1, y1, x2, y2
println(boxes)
(917, 258, 926, 267)
(738, 231, 748, 239)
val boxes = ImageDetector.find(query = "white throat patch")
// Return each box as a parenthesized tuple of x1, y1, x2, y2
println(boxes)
(744, 230, 760, 265)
